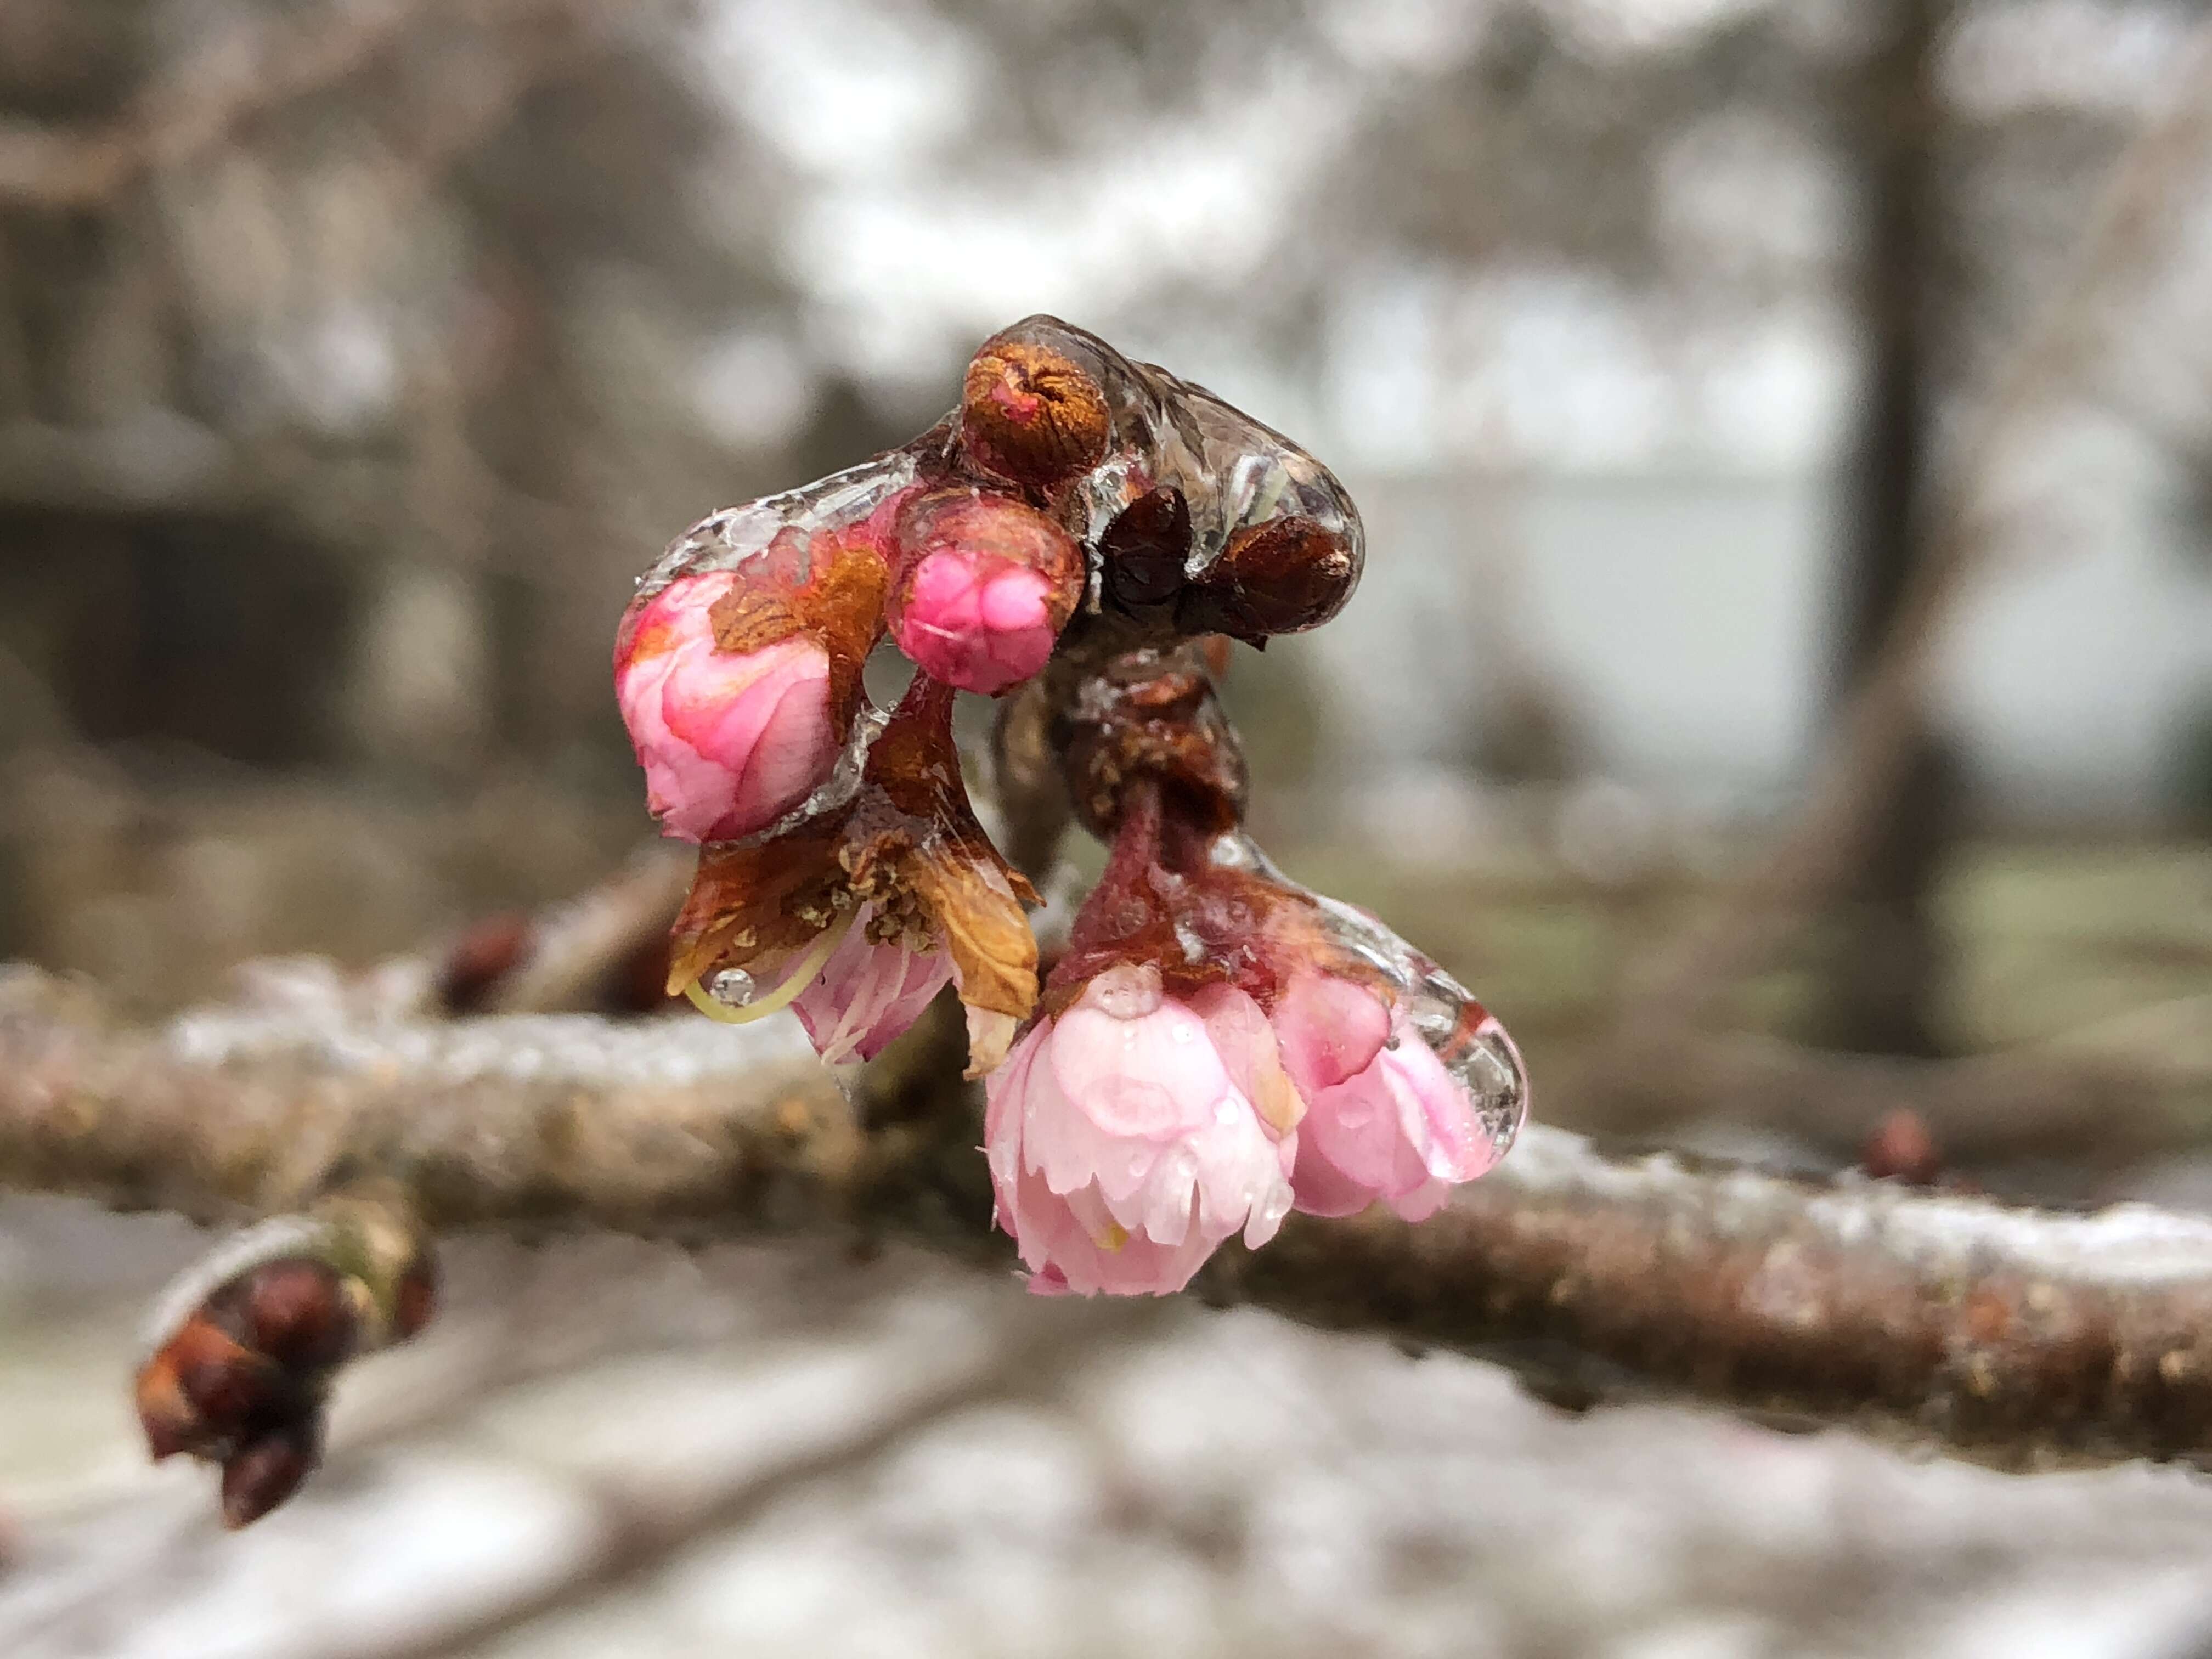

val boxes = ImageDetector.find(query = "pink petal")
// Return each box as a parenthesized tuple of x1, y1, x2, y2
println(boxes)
(1190, 984, 1305, 1137)
(1045, 998, 1231, 1141)
(1272, 973, 1391, 1101)
(616, 574, 840, 843)
(1386, 1032, 1497, 1184)
(1289, 1020, 1500, 1220)
(982, 985, 1294, 1297)
(791, 911, 954, 1068)
(891, 550, 1058, 695)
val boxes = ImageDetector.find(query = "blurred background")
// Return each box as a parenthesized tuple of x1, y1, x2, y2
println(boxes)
(4, 0, 2212, 1654)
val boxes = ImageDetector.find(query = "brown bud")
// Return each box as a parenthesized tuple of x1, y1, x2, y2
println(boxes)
(437, 912, 532, 1014)
(1177, 515, 1358, 644)
(241, 1259, 356, 1373)
(1098, 486, 1193, 613)
(136, 1352, 204, 1462)
(960, 339, 1110, 490)
(392, 1251, 439, 1341)
(137, 1316, 279, 1460)
(221, 1420, 322, 1530)
(1863, 1109, 1942, 1186)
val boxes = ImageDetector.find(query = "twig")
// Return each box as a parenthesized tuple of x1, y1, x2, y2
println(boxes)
(453, 844, 690, 1015)
(10, 963, 2212, 1468)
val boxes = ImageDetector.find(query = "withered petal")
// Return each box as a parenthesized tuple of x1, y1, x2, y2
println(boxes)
(904, 843, 1038, 1023)
(666, 836, 839, 994)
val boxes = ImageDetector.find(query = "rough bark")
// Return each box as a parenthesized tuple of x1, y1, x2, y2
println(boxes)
(10, 962, 2212, 1470)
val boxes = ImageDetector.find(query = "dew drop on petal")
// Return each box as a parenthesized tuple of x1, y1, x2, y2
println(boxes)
(1443, 1017, 1530, 1164)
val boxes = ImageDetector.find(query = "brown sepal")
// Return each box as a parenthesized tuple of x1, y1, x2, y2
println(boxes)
(707, 521, 893, 720)
(1046, 781, 1382, 1019)
(904, 839, 1037, 1020)
(665, 823, 844, 994)
(1098, 485, 1193, 613)
(1062, 648, 1248, 838)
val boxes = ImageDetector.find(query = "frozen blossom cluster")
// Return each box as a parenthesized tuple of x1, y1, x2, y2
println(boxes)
(613, 317, 1529, 1295)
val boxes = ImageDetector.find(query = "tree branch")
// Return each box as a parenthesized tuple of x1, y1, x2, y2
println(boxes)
(9, 962, 2212, 1469)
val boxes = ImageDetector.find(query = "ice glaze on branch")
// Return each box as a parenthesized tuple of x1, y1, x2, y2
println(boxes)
(10, 963, 2212, 1468)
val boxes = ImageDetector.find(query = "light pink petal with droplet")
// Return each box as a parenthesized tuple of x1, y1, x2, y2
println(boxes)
(1272, 972, 1391, 1102)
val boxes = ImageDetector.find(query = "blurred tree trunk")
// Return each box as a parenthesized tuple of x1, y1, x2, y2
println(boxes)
(1820, 0, 1959, 1058)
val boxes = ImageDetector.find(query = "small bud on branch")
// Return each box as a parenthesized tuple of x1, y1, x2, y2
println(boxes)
(133, 1189, 436, 1527)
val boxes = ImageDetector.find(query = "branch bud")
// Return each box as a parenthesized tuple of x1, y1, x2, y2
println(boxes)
(133, 1193, 436, 1527)
(1178, 515, 1359, 644)
(960, 335, 1111, 491)
(1098, 486, 1193, 614)
(1060, 648, 1246, 838)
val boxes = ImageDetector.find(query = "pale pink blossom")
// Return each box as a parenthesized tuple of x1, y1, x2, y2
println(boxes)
(984, 966, 1295, 1296)
(791, 906, 955, 1069)
(1273, 972, 1503, 1221)
(614, 572, 839, 842)
(890, 549, 1059, 696)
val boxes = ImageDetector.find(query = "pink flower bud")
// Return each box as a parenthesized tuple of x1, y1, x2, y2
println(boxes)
(894, 551, 1059, 695)
(984, 965, 1295, 1296)
(789, 904, 956, 1069)
(887, 492, 1081, 696)
(615, 571, 840, 842)
(1274, 972, 1509, 1222)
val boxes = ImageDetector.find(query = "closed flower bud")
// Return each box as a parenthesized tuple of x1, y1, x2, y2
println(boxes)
(984, 964, 1296, 1296)
(960, 334, 1111, 490)
(616, 570, 841, 842)
(888, 492, 1082, 696)
(1273, 972, 1520, 1221)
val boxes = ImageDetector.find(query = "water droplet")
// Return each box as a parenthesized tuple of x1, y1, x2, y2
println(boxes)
(707, 969, 758, 1007)
(1444, 1018, 1530, 1158)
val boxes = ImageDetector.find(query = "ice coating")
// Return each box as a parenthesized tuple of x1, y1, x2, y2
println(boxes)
(632, 446, 930, 605)
(1211, 830, 1529, 1169)
(633, 318, 1363, 663)
(619, 315, 1517, 1248)
(973, 315, 1365, 589)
